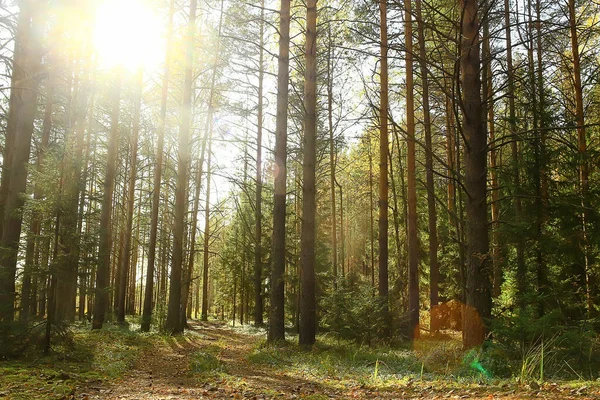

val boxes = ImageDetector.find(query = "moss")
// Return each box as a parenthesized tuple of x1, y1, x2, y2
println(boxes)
(0, 323, 155, 400)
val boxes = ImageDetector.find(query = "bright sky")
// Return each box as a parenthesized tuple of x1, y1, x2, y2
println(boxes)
(93, 0, 165, 71)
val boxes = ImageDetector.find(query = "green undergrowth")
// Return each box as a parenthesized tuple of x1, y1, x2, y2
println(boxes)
(246, 331, 600, 395)
(0, 321, 156, 400)
(248, 334, 424, 382)
(190, 343, 228, 375)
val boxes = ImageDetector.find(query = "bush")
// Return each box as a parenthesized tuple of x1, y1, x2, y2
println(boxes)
(319, 277, 385, 344)
(490, 309, 600, 380)
(0, 319, 73, 359)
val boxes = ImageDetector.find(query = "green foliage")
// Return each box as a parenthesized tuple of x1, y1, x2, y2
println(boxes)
(0, 320, 73, 359)
(490, 310, 600, 380)
(190, 346, 226, 374)
(0, 324, 151, 399)
(319, 276, 385, 344)
(248, 335, 422, 382)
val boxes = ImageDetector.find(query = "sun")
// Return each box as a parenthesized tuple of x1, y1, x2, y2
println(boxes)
(93, 0, 164, 71)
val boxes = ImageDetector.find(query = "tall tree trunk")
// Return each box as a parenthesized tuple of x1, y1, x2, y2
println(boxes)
(268, 0, 291, 342)
(388, 137, 403, 304)
(254, 0, 265, 327)
(378, 0, 391, 336)
(535, 0, 547, 315)
(0, 1, 43, 323)
(299, 0, 317, 346)
(568, 0, 591, 315)
(404, 0, 419, 340)
(57, 51, 92, 322)
(166, 0, 197, 334)
(181, 147, 204, 327)
(92, 72, 122, 330)
(327, 27, 338, 290)
(201, 137, 213, 321)
(337, 180, 345, 278)
(460, 0, 491, 348)
(20, 59, 55, 321)
(484, 30, 501, 298)
(504, 0, 526, 307)
(368, 137, 375, 284)
(141, 0, 175, 332)
(415, 0, 439, 332)
(117, 70, 142, 323)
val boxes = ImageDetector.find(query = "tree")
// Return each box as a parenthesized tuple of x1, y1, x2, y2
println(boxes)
(117, 70, 142, 324)
(415, 0, 439, 331)
(378, 0, 391, 337)
(141, 0, 175, 333)
(0, 0, 44, 324)
(92, 72, 122, 330)
(165, 0, 197, 334)
(459, 0, 492, 349)
(268, 0, 291, 343)
(299, 0, 318, 347)
(254, 0, 265, 328)
(404, 0, 419, 340)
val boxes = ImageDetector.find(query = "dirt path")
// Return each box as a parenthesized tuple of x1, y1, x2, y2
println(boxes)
(85, 322, 599, 400)
(86, 321, 330, 400)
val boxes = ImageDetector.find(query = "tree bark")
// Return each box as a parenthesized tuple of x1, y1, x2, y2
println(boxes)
(254, 0, 265, 327)
(201, 137, 213, 321)
(0, 1, 43, 323)
(460, 0, 492, 348)
(415, 0, 439, 332)
(378, 0, 391, 336)
(268, 0, 291, 342)
(117, 70, 142, 323)
(503, 0, 526, 308)
(327, 26, 338, 291)
(165, 0, 197, 334)
(299, 0, 317, 346)
(141, 0, 175, 332)
(92, 72, 122, 330)
(568, 0, 591, 316)
(20, 57, 55, 321)
(404, 0, 419, 340)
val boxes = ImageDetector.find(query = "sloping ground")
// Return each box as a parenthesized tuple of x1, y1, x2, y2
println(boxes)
(83, 322, 600, 400)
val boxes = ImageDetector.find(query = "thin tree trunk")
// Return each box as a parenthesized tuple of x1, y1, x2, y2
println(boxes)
(299, 0, 317, 346)
(378, 0, 390, 336)
(117, 70, 142, 323)
(484, 31, 501, 298)
(201, 137, 213, 321)
(20, 59, 55, 321)
(327, 26, 338, 290)
(141, 0, 175, 333)
(535, 0, 547, 315)
(567, 0, 591, 316)
(368, 137, 374, 284)
(504, 0, 526, 307)
(166, 0, 197, 334)
(404, 0, 419, 340)
(254, 0, 265, 327)
(268, 0, 291, 342)
(415, 0, 439, 332)
(92, 72, 121, 330)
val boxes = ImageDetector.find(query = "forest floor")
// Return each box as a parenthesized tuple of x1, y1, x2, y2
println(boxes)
(1, 320, 599, 399)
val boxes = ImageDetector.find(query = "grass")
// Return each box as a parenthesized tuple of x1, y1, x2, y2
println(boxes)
(190, 344, 227, 374)
(0, 321, 155, 400)
(247, 334, 426, 384)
